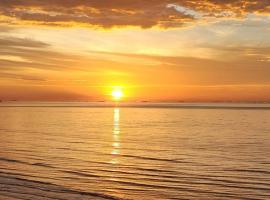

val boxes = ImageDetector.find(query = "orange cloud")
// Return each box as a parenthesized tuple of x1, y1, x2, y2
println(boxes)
(0, 0, 269, 28)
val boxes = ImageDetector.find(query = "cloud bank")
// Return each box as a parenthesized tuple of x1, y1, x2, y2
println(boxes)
(0, 0, 269, 28)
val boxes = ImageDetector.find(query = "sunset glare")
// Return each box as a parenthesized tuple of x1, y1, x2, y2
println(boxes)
(112, 88, 124, 101)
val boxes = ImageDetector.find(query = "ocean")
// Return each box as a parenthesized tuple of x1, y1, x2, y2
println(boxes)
(0, 102, 269, 199)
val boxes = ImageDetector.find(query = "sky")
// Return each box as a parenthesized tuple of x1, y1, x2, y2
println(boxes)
(0, 0, 270, 102)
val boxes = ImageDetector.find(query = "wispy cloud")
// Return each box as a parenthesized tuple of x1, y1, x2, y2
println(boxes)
(167, 4, 202, 19)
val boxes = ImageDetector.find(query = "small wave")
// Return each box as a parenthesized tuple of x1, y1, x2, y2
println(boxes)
(226, 169, 270, 175)
(119, 154, 191, 164)
(61, 170, 100, 178)
(0, 173, 123, 200)
(0, 157, 27, 164)
(32, 162, 56, 168)
(0, 157, 56, 169)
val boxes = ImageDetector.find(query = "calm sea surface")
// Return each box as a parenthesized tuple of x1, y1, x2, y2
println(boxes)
(0, 103, 270, 199)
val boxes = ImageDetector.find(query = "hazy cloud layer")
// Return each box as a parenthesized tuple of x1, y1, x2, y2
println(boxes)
(0, 0, 269, 28)
(1, 35, 270, 86)
(1, 32, 269, 101)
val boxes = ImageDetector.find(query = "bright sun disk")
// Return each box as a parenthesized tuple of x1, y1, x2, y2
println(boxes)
(112, 88, 123, 100)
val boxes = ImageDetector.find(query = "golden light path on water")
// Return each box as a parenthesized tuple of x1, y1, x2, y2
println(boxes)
(111, 108, 120, 164)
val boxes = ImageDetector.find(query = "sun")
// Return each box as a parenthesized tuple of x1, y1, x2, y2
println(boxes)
(111, 87, 124, 101)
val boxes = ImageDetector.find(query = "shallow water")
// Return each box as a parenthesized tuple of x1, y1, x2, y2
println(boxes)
(0, 103, 270, 199)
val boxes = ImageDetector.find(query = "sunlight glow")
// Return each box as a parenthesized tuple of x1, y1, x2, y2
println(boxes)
(111, 87, 124, 101)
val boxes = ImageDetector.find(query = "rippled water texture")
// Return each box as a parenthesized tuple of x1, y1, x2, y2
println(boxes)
(0, 103, 270, 199)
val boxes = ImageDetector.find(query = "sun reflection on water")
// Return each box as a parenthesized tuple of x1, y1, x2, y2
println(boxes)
(110, 108, 120, 164)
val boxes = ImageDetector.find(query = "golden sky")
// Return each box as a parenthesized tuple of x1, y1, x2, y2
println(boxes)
(0, 0, 270, 102)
